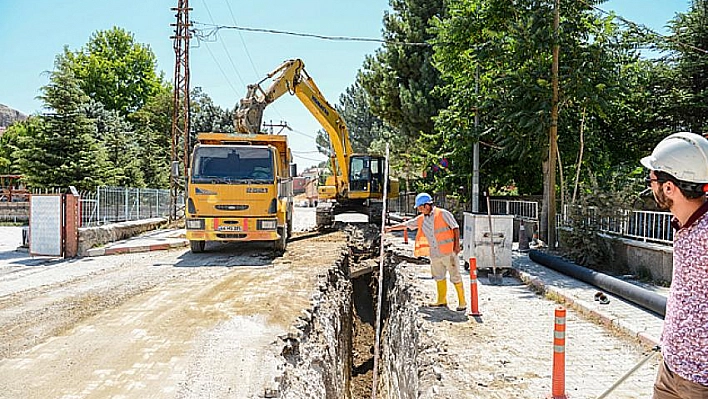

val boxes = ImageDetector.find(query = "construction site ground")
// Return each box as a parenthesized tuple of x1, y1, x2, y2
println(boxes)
(0, 207, 665, 398)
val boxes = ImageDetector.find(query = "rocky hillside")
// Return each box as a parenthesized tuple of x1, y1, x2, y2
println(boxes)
(0, 104, 28, 130)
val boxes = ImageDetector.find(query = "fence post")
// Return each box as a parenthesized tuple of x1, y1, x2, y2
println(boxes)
(123, 187, 128, 222)
(97, 187, 102, 225)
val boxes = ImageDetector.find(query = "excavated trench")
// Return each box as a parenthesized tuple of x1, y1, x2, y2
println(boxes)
(276, 223, 422, 398)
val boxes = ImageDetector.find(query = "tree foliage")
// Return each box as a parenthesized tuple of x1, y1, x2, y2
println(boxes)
(17, 59, 107, 190)
(61, 27, 163, 116)
(360, 0, 448, 183)
(663, 0, 708, 135)
(0, 118, 41, 175)
(130, 85, 173, 189)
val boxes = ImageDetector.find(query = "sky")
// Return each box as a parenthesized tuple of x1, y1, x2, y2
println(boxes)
(0, 0, 692, 169)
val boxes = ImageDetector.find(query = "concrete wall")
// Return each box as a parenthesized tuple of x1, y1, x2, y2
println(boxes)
(77, 218, 167, 256)
(611, 238, 674, 284)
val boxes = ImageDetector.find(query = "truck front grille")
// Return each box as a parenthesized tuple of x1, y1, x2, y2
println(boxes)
(216, 233, 247, 239)
(215, 204, 249, 211)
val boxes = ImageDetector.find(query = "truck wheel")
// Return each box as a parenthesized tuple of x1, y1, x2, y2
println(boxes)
(274, 226, 287, 252)
(190, 240, 205, 253)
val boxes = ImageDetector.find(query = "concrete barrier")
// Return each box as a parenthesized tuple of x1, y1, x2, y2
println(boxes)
(78, 218, 167, 257)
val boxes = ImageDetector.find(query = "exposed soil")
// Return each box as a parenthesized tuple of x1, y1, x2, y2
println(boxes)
(0, 220, 348, 398)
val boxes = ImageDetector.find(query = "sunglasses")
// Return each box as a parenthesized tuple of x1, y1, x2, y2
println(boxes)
(644, 176, 667, 187)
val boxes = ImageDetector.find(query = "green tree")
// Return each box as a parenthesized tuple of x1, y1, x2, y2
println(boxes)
(61, 27, 163, 115)
(0, 118, 41, 175)
(335, 80, 384, 154)
(664, 0, 708, 135)
(360, 0, 447, 177)
(130, 86, 172, 189)
(86, 101, 145, 187)
(17, 58, 107, 190)
(191, 86, 234, 143)
(430, 0, 645, 240)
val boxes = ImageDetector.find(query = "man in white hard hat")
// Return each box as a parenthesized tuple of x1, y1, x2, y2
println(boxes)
(385, 192, 467, 311)
(641, 132, 708, 398)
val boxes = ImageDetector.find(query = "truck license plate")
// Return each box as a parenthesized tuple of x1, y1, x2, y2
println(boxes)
(218, 225, 242, 231)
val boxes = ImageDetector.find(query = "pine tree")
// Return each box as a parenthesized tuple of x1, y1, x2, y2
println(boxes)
(86, 101, 145, 187)
(17, 58, 107, 191)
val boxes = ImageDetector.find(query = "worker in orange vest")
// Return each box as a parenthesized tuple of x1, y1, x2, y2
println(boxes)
(385, 192, 466, 311)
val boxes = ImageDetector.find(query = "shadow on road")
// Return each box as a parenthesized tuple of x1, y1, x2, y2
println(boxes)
(173, 240, 278, 268)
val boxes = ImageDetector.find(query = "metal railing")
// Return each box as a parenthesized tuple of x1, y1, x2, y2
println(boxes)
(558, 206, 674, 245)
(79, 186, 177, 227)
(489, 199, 539, 221)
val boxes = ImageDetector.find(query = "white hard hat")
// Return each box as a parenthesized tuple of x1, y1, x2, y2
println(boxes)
(640, 132, 708, 184)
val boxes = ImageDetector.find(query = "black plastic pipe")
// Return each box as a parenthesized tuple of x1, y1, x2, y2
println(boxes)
(529, 250, 666, 317)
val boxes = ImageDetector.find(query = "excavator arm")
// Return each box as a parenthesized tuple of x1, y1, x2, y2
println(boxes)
(235, 59, 353, 194)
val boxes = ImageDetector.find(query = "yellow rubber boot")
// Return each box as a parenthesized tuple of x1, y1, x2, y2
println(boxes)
(454, 282, 467, 311)
(429, 280, 448, 307)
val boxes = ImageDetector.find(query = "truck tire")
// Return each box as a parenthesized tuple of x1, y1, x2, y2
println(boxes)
(190, 240, 205, 253)
(274, 226, 287, 252)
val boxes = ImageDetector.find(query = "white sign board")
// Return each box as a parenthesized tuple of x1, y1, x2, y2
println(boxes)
(30, 195, 62, 257)
(463, 212, 513, 269)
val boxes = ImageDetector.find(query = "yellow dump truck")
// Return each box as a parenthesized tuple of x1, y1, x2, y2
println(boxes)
(185, 132, 293, 253)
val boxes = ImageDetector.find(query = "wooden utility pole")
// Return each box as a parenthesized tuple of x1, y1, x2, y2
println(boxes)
(548, 0, 560, 249)
(170, 0, 191, 221)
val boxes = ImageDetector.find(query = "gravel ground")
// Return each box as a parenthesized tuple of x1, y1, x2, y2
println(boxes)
(0, 210, 347, 399)
(385, 235, 660, 399)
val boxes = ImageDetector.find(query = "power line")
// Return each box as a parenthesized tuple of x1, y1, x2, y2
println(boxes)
(292, 150, 323, 154)
(582, 0, 708, 55)
(200, 0, 247, 89)
(192, 21, 431, 47)
(201, 41, 242, 96)
(293, 154, 326, 163)
(223, 0, 261, 79)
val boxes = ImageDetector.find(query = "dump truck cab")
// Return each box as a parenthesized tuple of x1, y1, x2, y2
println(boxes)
(185, 132, 293, 253)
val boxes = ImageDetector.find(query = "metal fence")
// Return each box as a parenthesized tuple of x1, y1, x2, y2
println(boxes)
(557, 206, 674, 245)
(387, 192, 466, 218)
(489, 199, 539, 221)
(79, 186, 175, 227)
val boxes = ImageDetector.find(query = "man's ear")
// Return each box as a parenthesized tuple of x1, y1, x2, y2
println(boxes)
(663, 181, 675, 196)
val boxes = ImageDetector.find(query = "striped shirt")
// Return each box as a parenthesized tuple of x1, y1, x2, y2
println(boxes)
(404, 207, 459, 258)
(662, 200, 708, 386)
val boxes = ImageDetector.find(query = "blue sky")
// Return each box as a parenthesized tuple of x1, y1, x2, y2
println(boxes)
(0, 0, 691, 168)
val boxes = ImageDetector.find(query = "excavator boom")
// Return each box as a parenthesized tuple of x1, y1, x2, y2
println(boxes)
(234, 58, 398, 227)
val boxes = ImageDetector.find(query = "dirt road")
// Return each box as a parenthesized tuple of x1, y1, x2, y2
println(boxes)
(0, 224, 347, 398)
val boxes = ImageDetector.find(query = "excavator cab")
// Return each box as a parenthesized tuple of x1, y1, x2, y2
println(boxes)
(349, 155, 385, 195)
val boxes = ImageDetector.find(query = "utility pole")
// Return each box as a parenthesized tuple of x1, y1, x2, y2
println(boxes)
(548, 0, 560, 249)
(472, 66, 480, 213)
(170, 0, 191, 221)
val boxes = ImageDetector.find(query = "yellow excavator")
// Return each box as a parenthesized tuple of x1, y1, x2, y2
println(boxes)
(235, 58, 398, 228)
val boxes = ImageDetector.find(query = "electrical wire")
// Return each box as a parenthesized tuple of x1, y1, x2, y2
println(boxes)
(200, 0, 247, 89)
(581, 0, 708, 55)
(223, 0, 261, 79)
(200, 42, 242, 97)
(192, 21, 431, 47)
(293, 154, 326, 163)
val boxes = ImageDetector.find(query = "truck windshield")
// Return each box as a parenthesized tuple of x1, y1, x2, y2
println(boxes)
(192, 146, 275, 184)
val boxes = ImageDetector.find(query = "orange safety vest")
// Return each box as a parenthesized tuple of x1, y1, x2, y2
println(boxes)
(414, 208, 456, 257)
